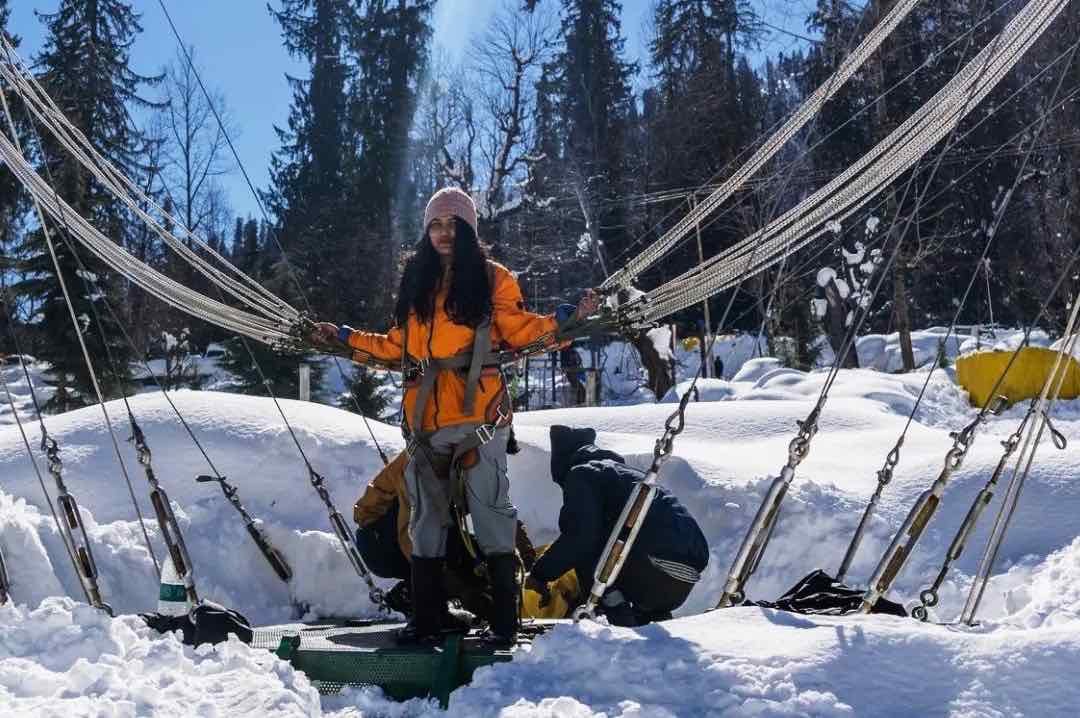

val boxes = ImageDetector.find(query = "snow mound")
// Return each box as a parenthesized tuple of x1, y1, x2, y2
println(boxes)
(0, 390, 403, 623)
(449, 609, 1080, 717)
(1001, 536, 1080, 629)
(0, 597, 326, 717)
(732, 357, 782, 383)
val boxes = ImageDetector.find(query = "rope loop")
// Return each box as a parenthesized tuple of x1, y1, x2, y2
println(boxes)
(1042, 411, 1068, 450)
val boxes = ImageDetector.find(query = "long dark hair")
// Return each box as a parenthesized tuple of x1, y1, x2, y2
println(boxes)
(394, 217, 491, 328)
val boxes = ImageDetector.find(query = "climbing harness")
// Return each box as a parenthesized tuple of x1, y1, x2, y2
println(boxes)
(195, 475, 293, 582)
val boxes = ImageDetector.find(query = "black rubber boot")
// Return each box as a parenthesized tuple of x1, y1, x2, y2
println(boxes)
(484, 553, 520, 647)
(396, 556, 446, 646)
(384, 580, 412, 616)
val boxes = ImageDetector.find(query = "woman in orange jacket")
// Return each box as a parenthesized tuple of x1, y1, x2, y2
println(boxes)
(315, 187, 597, 645)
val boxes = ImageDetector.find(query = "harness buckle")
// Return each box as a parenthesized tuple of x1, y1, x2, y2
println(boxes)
(475, 423, 496, 444)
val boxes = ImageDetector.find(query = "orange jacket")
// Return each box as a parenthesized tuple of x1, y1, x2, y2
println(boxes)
(344, 261, 557, 432)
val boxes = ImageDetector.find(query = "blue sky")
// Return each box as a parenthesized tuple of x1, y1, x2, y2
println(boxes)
(7, 1, 815, 221)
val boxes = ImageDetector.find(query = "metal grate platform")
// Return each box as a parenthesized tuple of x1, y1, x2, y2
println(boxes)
(252, 620, 557, 707)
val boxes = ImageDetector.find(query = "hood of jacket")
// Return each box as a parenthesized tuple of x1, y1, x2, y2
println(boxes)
(549, 425, 626, 484)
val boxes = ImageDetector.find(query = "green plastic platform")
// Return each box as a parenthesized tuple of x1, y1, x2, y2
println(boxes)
(252, 620, 528, 707)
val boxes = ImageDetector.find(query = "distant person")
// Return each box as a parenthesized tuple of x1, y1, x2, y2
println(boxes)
(525, 426, 709, 626)
(559, 346, 586, 405)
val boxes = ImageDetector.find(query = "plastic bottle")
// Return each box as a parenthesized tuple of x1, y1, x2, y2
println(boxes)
(157, 558, 189, 616)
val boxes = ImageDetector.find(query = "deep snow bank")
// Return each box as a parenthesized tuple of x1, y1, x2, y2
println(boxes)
(0, 597, 328, 717)
(0, 388, 403, 623)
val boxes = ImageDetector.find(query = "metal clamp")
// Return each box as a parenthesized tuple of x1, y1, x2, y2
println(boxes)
(944, 446, 965, 471)
(788, 434, 811, 464)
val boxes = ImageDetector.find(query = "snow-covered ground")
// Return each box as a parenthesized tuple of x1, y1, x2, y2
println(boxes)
(2, 331, 1079, 716)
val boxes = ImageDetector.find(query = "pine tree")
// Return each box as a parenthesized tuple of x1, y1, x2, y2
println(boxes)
(337, 365, 390, 419)
(9, 0, 157, 410)
(0, 0, 27, 354)
(349, 0, 434, 319)
(547, 0, 637, 279)
(646, 0, 764, 327)
(266, 0, 359, 321)
(218, 335, 325, 399)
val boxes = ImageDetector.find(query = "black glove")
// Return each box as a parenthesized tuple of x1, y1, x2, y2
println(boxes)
(525, 574, 552, 608)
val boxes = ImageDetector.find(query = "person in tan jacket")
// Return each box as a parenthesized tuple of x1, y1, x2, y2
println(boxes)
(353, 452, 413, 583)
(353, 446, 539, 622)
(355, 448, 583, 623)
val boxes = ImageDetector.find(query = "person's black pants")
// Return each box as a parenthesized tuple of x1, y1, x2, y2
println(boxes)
(616, 553, 695, 616)
(355, 502, 411, 581)
(576, 551, 696, 617)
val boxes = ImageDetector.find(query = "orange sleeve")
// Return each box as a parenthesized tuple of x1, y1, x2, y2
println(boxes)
(344, 323, 405, 364)
(353, 451, 408, 527)
(492, 266, 558, 348)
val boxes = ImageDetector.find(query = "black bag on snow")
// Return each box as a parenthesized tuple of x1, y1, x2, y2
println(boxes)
(141, 600, 254, 646)
(752, 569, 907, 617)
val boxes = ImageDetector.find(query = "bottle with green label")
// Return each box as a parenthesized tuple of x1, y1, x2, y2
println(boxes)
(157, 558, 189, 616)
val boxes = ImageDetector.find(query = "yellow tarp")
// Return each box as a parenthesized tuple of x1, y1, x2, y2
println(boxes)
(521, 568, 580, 619)
(955, 346, 1080, 407)
(520, 542, 581, 619)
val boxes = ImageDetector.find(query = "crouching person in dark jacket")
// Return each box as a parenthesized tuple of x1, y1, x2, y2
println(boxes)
(526, 425, 709, 626)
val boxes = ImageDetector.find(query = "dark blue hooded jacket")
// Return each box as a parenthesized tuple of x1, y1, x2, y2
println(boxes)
(531, 426, 710, 586)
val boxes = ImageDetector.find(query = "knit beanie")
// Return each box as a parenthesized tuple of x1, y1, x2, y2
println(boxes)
(549, 425, 597, 482)
(423, 187, 478, 235)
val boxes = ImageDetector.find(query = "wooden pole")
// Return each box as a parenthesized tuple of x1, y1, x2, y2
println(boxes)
(692, 194, 712, 378)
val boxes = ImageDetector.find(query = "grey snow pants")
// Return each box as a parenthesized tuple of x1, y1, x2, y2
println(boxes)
(404, 424, 517, 559)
